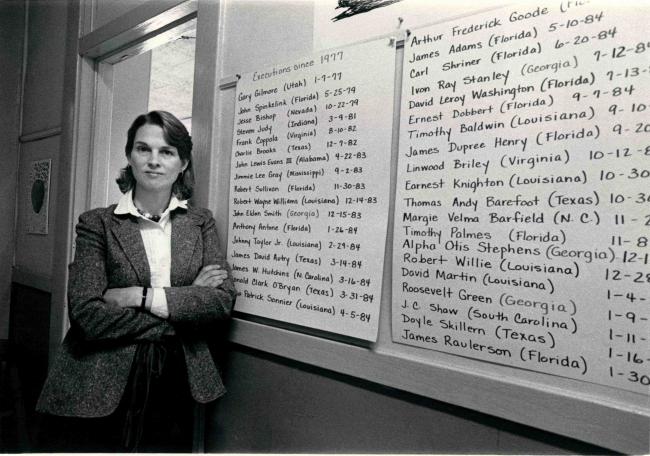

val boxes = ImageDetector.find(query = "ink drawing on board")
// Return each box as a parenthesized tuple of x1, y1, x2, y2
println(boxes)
(314, 0, 504, 51)
(332, 0, 405, 22)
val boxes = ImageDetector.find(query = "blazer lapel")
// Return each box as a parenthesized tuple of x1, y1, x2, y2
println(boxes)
(170, 210, 201, 286)
(110, 214, 151, 286)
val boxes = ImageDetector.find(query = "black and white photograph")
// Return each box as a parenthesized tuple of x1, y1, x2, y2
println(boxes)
(0, 0, 648, 453)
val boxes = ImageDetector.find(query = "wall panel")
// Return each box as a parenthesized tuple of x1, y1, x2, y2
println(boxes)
(0, 1, 25, 339)
(93, 0, 150, 30)
(14, 137, 59, 285)
(220, 0, 314, 77)
(207, 347, 610, 454)
(206, 1, 644, 452)
(21, 0, 66, 136)
(9, 283, 50, 424)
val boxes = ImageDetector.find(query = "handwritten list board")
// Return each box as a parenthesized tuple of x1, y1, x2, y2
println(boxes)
(393, 1, 649, 394)
(227, 39, 395, 341)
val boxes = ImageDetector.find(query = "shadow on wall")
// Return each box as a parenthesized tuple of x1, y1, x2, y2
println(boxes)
(0, 284, 51, 451)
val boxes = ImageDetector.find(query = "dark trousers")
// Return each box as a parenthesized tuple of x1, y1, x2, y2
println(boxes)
(35, 339, 194, 453)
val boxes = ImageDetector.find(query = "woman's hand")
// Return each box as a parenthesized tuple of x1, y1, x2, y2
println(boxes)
(103, 287, 143, 308)
(193, 264, 228, 288)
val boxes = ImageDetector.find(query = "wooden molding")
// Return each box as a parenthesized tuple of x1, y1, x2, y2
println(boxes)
(79, 0, 197, 60)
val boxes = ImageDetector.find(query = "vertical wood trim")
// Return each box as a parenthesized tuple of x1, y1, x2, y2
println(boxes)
(10, 0, 29, 285)
(50, 0, 101, 352)
(89, 62, 115, 209)
(49, 0, 83, 355)
(190, 0, 225, 450)
(191, 0, 225, 234)
(17, 0, 29, 138)
(85, 0, 95, 35)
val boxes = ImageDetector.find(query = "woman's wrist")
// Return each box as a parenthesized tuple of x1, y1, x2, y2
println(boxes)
(140, 287, 148, 310)
(145, 287, 154, 311)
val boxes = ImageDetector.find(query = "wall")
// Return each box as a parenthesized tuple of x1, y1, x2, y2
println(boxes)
(107, 52, 152, 205)
(13, 0, 67, 287)
(204, 0, 614, 453)
(1, 0, 66, 338)
(0, 0, 69, 443)
(220, 0, 314, 77)
(93, 0, 150, 30)
(20, 1, 65, 135)
(14, 136, 60, 281)
(0, 1, 24, 339)
(208, 346, 610, 454)
(9, 283, 50, 418)
(9, 0, 627, 452)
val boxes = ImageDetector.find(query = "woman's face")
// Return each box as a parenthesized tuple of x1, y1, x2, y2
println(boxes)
(128, 123, 187, 197)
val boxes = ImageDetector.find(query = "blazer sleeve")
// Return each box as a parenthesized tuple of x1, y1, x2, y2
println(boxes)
(67, 209, 173, 343)
(164, 209, 236, 329)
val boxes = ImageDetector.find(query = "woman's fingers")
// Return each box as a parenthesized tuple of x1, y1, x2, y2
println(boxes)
(193, 264, 219, 285)
(193, 264, 227, 287)
(206, 278, 225, 287)
(202, 270, 228, 287)
(202, 270, 228, 280)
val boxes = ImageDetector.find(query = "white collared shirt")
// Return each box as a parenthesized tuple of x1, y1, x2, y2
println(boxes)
(114, 190, 188, 319)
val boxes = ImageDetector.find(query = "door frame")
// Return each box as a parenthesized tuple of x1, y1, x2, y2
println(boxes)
(52, 0, 226, 346)
(51, 0, 224, 450)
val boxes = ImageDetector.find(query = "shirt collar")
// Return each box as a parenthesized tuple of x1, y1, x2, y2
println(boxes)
(114, 190, 188, 225)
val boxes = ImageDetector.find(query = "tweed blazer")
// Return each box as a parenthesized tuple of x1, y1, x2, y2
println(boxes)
(36, 204, 236, 418)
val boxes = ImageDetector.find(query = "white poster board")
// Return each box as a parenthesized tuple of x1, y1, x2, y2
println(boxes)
(228, 38, 396, 341)
(393, 1, 649, 394)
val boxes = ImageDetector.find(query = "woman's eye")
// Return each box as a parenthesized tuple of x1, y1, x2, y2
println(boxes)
(135, 145, 149, 152)
(161, 149, 175, 156)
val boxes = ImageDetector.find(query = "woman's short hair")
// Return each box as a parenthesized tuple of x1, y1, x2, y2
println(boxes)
(116, 110, 194, 199)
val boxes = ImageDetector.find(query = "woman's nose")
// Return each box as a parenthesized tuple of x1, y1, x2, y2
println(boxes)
(147, 150, 161, 166)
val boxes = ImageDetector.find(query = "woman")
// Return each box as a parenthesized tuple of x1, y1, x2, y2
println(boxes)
(36, 110, 236, 452)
